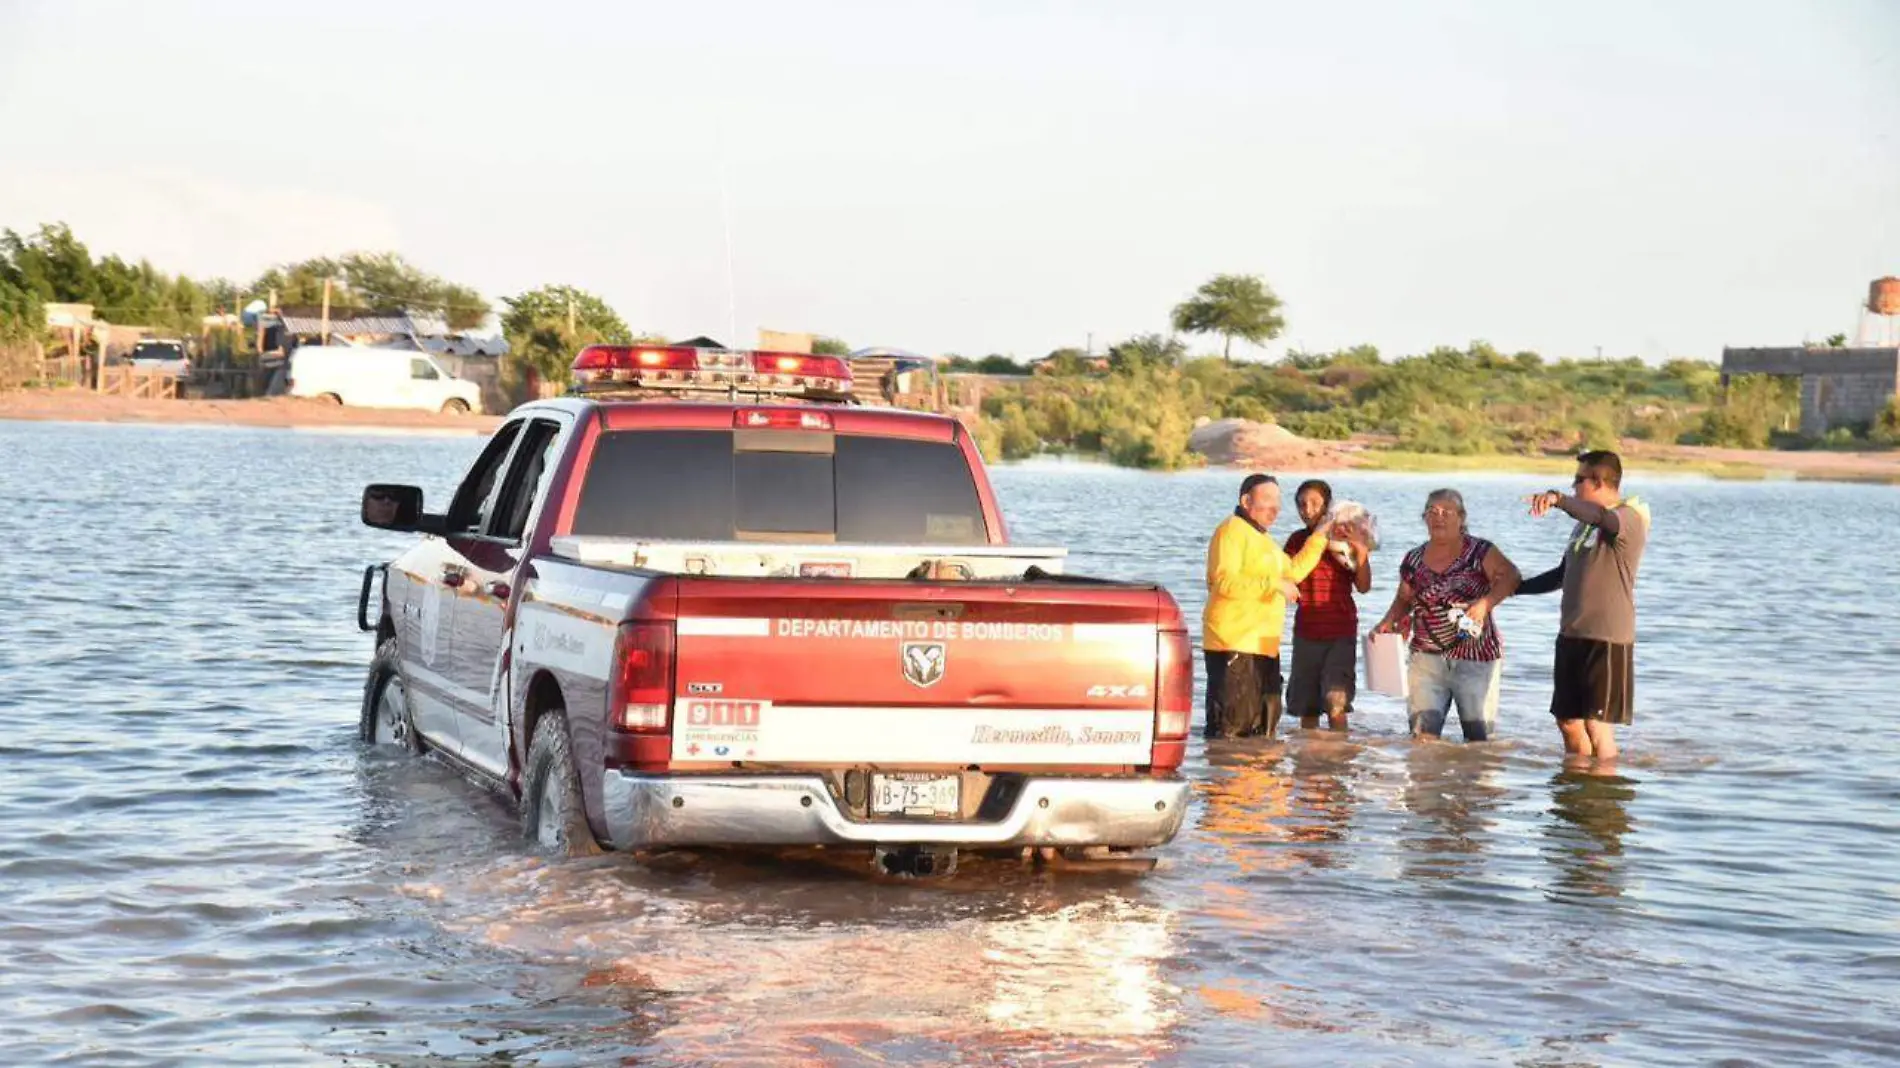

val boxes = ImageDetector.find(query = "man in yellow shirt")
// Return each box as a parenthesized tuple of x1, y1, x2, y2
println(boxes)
(1203, 473, 1335, 738)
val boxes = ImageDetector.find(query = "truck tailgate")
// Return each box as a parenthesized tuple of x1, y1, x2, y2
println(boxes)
(667, 580, 1166, 767)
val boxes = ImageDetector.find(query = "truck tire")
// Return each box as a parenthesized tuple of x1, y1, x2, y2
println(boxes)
(440, 398, 470, 415)
(521, 713, 601, 856)
(360, 637, 422, 754)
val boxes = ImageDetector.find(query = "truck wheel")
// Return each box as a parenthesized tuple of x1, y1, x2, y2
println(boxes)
(440, 398, 470, 415)
(521, 714, 601, 856)
(360, 638, 422, 754)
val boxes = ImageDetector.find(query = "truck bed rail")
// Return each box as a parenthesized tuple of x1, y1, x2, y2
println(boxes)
(549, 536, 1067, 580)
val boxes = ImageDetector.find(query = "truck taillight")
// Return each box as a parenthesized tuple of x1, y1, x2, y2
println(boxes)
(612, 621, 675, 733)
(1155, 629, 1192, 740)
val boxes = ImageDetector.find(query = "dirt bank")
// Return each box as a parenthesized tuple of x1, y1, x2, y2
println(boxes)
(0, 389, 502, 433)
(1187, 418, 1360, 471)
(1625, 442, 1900, 482)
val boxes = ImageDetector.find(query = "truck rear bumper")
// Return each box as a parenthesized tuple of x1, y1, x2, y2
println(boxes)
(599, 772, 1191, 850)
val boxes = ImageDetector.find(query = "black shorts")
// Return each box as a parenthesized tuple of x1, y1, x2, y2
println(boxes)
(1287, 635, 1357, 719)
(1551, 637, 1635, 725)
(1204, 650, 1283, 738)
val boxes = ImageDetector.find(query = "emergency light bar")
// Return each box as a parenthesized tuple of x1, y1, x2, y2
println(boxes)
(571, 345, 854, 401)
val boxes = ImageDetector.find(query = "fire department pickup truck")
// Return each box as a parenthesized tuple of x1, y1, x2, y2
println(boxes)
(356, 343, 1191, 876)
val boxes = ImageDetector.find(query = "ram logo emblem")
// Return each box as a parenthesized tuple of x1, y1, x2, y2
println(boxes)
(901, 641, 946, 688)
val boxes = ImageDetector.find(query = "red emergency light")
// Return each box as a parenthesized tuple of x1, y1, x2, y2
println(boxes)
(571, 345, 853, 400)
(571, 345, 703, 386)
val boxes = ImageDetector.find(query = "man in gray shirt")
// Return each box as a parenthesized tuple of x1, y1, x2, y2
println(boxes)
(1520, 450, 1650, 764)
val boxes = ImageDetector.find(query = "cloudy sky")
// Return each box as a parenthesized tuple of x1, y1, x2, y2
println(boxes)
(2, 0, 1894, 361)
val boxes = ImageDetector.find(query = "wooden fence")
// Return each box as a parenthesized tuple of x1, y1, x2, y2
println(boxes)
(99, 366, 182, 400)
(39, 354, 85, 388)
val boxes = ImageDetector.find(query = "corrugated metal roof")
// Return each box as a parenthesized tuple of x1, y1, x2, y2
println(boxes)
(418, 335, 509, 357)
(276, 314, 417, 336)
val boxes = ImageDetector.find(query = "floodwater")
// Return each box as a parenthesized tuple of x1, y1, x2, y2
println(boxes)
(2, 420, 1897, 1067)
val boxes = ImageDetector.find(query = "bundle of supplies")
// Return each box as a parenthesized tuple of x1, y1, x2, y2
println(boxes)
(1324, 500, 1380, 570)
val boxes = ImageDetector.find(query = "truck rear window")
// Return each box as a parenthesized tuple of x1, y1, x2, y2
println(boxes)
(572, 430, 989, 544)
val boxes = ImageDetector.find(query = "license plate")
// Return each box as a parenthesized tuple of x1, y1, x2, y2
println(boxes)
(870, 773, 960, 817)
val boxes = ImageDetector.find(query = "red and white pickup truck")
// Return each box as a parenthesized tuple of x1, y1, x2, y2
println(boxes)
(356, 344, 1191, 875)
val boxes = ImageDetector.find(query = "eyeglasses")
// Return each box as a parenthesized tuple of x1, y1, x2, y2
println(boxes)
(1572, 475, 1598, 488)
(1423, 507, 1460, 519)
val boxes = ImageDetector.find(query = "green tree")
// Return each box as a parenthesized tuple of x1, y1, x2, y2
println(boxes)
(249, 258, 344, 308)
(1170, 273, 1286, 363)
(250, 251, 489, 329)
(1, 223, 97, 303)
(810, 336, 851, 356)
(1824, 333, 1848, 348)
(341, 252, 489, 330)
(1106, 332, 1186, 374)
(0, 277, 44, 345)
(1038, 347, 1093, 376)
(500, 284, 635, 389)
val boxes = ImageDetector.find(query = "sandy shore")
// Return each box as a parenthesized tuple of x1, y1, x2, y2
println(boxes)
(1357, 440, 1900, 482)
(0, 390, 502, 434)
(1627, 442, 1900, 481)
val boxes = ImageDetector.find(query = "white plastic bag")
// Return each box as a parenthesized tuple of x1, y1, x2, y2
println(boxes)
(1326, 499, 1381, 550)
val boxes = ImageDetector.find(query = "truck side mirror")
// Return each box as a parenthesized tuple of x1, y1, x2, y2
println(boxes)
(363, 484, 427, 531)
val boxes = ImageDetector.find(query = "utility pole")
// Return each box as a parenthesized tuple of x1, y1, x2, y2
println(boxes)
(256, 286, 275, 354)
(1085, 332, 1093, 356)
(567, 292, 577, 336)
(320, 278, 332, 346)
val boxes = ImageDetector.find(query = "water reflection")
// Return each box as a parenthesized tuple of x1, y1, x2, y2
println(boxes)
(1282, 737, 1360, 870)
(1197, 742, 1292, 877)
(1397, 744, 1508, 882)
(1543, 769, 1638, 904)
(430, 848, 1183, 1062)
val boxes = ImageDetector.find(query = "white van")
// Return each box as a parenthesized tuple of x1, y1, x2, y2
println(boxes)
(286, 345, 483, 414)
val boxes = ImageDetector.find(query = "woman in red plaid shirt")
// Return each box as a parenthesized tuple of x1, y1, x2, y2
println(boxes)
(1283, 480, 1373, 732)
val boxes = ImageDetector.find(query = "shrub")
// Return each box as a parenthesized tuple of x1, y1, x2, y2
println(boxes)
(1221, 395, 1272, 424)
(1683, 407, 1768, 449)
(996, 404, 1040, 460)
(1397, 409, 1495, 455)
(971, 417, 1004, 463)
(1279, 410, 1354, 441)
(1872, 397, 1900, 447)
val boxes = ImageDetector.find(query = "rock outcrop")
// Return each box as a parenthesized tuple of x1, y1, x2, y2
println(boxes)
(1187, 418, 1359, 471)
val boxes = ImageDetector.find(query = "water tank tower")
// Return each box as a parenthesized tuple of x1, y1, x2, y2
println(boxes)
(1856, 276, 1900, 345)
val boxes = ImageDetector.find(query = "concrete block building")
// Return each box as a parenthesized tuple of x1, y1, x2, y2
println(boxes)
(1719, 346, 1900, 436)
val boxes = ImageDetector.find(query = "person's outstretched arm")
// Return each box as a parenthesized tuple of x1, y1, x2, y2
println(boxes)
(1530, 492, 1621, 537)
(1517, 560, 1565, 596)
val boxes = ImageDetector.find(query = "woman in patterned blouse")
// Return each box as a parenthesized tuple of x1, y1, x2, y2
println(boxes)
(1373, 488, 1522, 741)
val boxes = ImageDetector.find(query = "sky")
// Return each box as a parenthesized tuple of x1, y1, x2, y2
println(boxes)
(1, 0, 1895, 362)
